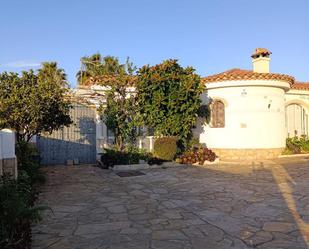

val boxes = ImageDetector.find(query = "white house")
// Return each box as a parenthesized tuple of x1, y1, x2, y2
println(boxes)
(199, 48, 309, 160)
(66, 48, 309, 162)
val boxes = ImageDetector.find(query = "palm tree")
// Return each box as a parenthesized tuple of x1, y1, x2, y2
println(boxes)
(76, 54, 135, 85)
(37, 62, 67, 86)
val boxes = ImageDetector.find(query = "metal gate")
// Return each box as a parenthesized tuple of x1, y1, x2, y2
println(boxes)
(37, 103, 97, 165)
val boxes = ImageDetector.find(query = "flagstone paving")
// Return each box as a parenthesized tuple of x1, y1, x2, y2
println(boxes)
(32, 156, 309, 249)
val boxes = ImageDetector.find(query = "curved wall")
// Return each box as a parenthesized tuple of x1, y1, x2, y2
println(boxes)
(198, 80, 289, 157)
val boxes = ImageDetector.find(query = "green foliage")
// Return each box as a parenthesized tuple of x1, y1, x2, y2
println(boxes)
(147, 157, 166, 165)
(286, 136, 309, 154)
(77, 54, 136, 84)
(0, 63, 72, 142)
(100, 147, 166, 167)
(0, 172, 47, 249)
(100, 82, 137, 150)
(0, 141, 48, 248)
(197, 104, 211, 124)
(281, 148, 293, 155)
(176, 148, 217, 165)
(136, 60, 204, 148)
(100, 147, 149, 167)
(95, 57, 138, 150)
(16, 141, 45, 188)
(186, 136, 201, 150)
(153, 137, 178, 161)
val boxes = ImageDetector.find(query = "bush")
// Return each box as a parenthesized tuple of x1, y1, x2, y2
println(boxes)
(100, 147, 168, 167)
(176, 147, 217, 165)
(15, 142, 45, 206)
(16, 141, 45, 189)
(0, 141, 47, 249)
(147, 157, 166, 165)
(0, 173, 45, 249)
(101, 147, 149, 167)
(299, 136, 309, 152)
(286, 136, 309, 154)
(153, 137, 177, 161)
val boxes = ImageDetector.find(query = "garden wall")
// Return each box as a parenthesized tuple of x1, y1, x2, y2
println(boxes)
(0, 129, 17, 178)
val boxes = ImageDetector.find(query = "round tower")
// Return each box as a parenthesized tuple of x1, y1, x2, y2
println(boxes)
(199, 49, 294, 160)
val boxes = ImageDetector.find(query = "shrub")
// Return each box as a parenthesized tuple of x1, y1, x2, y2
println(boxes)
(0, 141, 47, 249)
(299, 136, 309, 152)
(281, 148, 293, 155)
(177, 147, 217, 165)
(0, 173, 45, 249)
(286, 137, 301, 154)
(286, 136, 309, 154)
(147, 157, 166, 165)
(16, 141, 45, 188)
(101, 147, 149, 167)
(100, 147, 168, 167)
(153, 137, 178, 161)
(186, 136, 201, 150)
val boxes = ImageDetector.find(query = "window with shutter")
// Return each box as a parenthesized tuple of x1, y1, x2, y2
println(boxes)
(211, 100, 225, 128)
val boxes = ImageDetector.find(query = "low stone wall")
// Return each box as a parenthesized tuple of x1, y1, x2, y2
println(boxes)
(0, 158, 18, 178)
(212, 148, 284, 161)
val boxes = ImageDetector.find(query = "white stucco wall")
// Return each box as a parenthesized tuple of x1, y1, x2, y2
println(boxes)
(285, 89, 309, 109)
(0, 129, 16, 159)
(198, 80, 289, 149)
(0, 129, 17, 177)
(285, 89, 309, 137)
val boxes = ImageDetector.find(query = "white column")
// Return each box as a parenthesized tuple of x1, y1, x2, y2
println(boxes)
(0, 131, 3, 176)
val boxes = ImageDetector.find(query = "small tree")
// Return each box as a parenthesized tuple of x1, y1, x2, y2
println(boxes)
(0, 62, 72, 142)
(99, 78, 137, 150)
(95, 58, 137, 150)
(136, 59, 204, 148)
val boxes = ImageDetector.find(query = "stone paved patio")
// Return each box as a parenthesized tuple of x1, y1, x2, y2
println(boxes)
(32, 156, 309, 249)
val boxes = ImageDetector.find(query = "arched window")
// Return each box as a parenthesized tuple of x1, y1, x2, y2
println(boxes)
(286, 104, 308, 137)
(211, 100, 225, 128)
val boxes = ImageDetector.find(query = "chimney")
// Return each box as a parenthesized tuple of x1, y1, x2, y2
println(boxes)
(251, 48, 271, 73)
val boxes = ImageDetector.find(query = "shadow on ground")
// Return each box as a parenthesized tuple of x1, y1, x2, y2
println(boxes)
(32, 156, 309, 249)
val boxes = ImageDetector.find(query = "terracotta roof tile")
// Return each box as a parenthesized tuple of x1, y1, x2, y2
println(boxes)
(251, 48, 272, 59)
(83, 75, 137, 87)
(291, 82, 309, 91)
(202, 68, 295, 85)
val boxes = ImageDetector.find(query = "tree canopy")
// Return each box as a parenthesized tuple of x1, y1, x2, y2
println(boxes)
(0, 62, 72, 142)
(99, 79, 137, 150)
(93, 56, 137, 150)
(76, 54, 135, 85)
(135, 59, 204, 147)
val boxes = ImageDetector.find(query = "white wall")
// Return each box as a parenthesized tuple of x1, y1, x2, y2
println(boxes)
(198, 81, 288, 149)
(285, 89, 309, 137)
(0, 129, 16, 159)
(285, 89, 309, 108)
(0, 129, 16, 176)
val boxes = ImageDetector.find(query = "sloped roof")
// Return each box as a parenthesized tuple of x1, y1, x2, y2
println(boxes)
(202, 68, 295, 85)
(291, 82, 309, 90)
(82, 75, 137, 87)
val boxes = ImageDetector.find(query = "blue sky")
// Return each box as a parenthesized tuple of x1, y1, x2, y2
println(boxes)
(0, 0, 308, 87)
